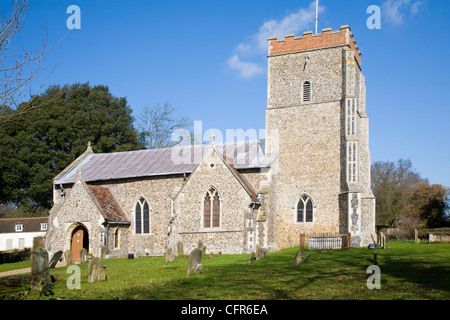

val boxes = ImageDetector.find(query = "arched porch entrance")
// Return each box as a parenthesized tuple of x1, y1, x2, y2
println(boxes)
(71, 224, 89, 262)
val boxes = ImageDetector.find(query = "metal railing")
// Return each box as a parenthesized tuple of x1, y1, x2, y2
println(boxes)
(300, 233, 351, 250)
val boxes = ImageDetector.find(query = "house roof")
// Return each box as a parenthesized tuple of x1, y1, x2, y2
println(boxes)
(0, 217, 48, 233)
(87, 185, 129, 223)
(54, 140, 272, 185)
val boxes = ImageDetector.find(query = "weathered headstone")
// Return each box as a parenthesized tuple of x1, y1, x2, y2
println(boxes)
(197, 239, 205, 252)
(415, 229, 420, 244)
(177, 241, 184, 256)
(88, 257, 107, 283)
(380, 232, 387, 249)
(49, 250, 63, 268)
(135, 244, 143, 257)
(288, 236, 293, 248)
(100, 245, 108, 260)
(256, 244, 262, 261)
(64, 250, 74, 265)
(299, 233, 306, 249)
(165, 247, 175, 263)
(80, 248, 88, 262)
(30, 237, 52, 290)
(292, 249, 311, 268)
(249, 252, 255, 264)
(186, 248, 203, 276)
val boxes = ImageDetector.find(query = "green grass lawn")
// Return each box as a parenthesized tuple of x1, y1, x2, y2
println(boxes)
(1, 241, 449, 300)
(0, 260, 30, 273)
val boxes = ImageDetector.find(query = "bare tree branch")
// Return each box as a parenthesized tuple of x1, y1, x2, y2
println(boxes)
(0, 0, 69, 126)
(137, 103, 192, 149)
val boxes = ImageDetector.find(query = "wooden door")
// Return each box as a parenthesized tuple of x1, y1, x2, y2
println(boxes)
(71, 227, 84, 261)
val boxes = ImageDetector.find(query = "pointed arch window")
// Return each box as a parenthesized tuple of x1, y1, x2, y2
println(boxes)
(297, 195, 314, 223)
(135, 197, 150, 234)
(203, 187, 220, 228)
(114, 228, 120, 248)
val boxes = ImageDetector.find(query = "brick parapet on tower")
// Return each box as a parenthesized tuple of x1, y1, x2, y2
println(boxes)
(268, 25, 361, 67)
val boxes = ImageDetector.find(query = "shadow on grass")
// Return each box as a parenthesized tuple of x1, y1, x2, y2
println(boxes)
(2, 243, 449, 300)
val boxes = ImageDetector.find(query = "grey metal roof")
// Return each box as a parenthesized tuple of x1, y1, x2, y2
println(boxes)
(54, 140, 272, 185)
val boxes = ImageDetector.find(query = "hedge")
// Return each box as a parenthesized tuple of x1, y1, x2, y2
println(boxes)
(0, 248, 31, 264)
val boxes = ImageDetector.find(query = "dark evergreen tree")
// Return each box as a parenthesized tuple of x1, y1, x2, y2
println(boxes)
(0, 83, 143, 213)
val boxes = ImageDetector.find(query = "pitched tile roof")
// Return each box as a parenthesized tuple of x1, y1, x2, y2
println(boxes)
(54, 140, 272, 185)
(87, 185, 129, 223)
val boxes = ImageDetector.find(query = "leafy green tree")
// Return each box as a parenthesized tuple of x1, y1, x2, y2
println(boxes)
(0, 83, 143, 213)
(407, 183, 450, 229)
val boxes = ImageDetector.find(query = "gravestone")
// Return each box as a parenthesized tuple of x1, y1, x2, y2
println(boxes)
(165, 247, 175, 263)
(88, 257, 107, 283)
(30, 237, 52, 290)
(288, 236, 293, 248)
(292, 249, 311, 267)
(256, 244, 262, 261)
(299, 233, 306, 249)
(49, 250, 63, 268)
(100, 245, 108, 260)
(415, 229, 420, 243)
(80, 248, 88, 262)
(64, 250, 74, 265)
(135, 244, 143, 258)
(197, 239, 205, 252)
(177, 241, 184, 256)
(249, 252, 255, 264)
(186, 248, 203, 276)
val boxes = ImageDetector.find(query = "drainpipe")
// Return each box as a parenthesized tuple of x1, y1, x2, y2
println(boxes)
(103, 220, 109, 249)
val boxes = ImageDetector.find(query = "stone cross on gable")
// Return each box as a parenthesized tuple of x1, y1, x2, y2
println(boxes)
(209, 131, 217, 143)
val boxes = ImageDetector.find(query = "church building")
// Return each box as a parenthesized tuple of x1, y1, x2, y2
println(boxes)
(46, 26, 375, 260)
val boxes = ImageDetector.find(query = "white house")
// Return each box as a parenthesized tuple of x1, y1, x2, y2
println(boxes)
(0, 217, 48, 251)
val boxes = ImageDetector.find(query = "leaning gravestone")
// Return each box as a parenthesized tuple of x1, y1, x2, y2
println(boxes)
(30, 237, 52, 290)
(292, 249, 311, 268)
(64, 250, 74, 265)
(49, 250, 63, 268)
(88, 257, 107, 283)
(186, 248, 203, 276)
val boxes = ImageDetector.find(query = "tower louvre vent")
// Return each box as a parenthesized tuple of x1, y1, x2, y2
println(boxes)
(302, 81, 311, 102)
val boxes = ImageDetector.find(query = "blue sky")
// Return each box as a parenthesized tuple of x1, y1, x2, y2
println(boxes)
(8, 0, 450, 187)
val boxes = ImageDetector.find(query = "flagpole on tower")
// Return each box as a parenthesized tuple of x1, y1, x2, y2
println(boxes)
(315, 0, 319, 34)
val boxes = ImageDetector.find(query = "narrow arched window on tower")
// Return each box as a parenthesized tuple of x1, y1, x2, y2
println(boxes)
(297, 194, 314, 223)
(302, 81, 311, 103)
(203, 187, 220, 228)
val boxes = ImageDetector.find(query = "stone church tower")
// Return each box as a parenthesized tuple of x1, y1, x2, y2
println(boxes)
(46, 25, 375, 260)
(264, 26, 375, 249)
